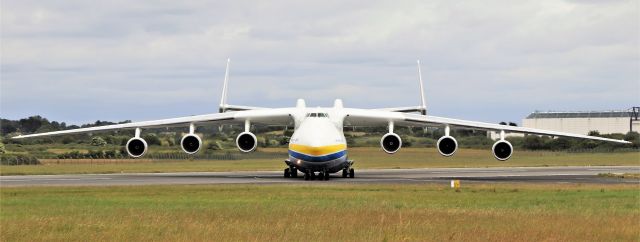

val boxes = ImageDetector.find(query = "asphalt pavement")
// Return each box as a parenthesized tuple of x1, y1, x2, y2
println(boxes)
(1, 166, 639, 187)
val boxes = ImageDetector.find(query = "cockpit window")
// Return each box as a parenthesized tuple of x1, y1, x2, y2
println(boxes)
(305, 113, 329, 118)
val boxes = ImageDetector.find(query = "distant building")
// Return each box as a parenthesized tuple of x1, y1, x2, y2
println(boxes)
(522, 107, 640, 135)
(489, 107, 639, 140)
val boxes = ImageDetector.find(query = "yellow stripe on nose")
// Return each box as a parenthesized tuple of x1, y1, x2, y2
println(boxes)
(289, 143, 346, 156)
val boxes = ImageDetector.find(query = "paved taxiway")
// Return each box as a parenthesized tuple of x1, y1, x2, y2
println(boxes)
(1, 166, 638, 187)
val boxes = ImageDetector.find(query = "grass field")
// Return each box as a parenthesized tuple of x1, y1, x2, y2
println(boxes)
(1, 148, 638, 176)
(1, 183, 638, 241)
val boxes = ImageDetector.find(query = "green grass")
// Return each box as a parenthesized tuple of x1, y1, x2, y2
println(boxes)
(1, 183, 638, 241)
(1, 148, 638, 176)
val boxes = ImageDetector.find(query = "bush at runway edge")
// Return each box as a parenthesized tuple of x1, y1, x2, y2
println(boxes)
(1, 154, 40, 165)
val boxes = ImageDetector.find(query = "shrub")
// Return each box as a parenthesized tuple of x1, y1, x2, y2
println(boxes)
(91, 137, 107, 146)
(207, 141, 224, 150)
(143, 134, 162, 146)
(1, 154, 40, 165)
(624, 131, 639, 148)
(87, 150, 105, 159)
(523, 135, 546, 150)
(104, 150, 117, 158)
(61, 136, 74, 144)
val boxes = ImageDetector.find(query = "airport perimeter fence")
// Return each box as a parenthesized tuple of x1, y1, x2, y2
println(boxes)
(2, 147, 639, 166)
(1, 151, 289, 166)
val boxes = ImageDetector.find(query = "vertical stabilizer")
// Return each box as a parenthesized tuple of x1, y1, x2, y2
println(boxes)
(219, 58, 231, 113)
(417, 60, 427, 115)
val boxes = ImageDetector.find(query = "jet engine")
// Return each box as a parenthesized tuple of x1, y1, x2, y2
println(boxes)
(181, 134, 202, 154)
(437, 136, 458, 157)
(492, 140, 513, 161)
(380, 133, 402, 154)
(236, 132, 257, 152)
(126, 137, 148, 158)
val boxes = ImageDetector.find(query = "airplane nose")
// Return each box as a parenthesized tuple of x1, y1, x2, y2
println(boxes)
(306, 140, 327, 148)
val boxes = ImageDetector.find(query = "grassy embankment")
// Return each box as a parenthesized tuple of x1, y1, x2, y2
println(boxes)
(1, 147, 639, 175)
(0, 148, 640, 175)
(1, 183, 638, 241)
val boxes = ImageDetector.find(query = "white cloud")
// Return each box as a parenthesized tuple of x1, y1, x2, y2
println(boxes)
(1, 0, 638, 124)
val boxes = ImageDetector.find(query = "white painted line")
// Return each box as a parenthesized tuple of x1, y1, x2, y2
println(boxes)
(1, 177, 114, 182)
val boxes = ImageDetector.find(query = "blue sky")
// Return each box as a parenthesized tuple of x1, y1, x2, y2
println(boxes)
(1, 0, 638, 125)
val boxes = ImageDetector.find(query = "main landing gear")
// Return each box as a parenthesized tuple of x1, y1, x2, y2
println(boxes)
(341, 168, 355, 178)
(284, 167, 298, 178)
(302, 171, 330, 181)
(283, 161, 355, 181)
(296, 168, 354, 181)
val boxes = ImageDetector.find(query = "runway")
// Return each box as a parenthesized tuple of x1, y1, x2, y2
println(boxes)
(2, 166, 639, 187)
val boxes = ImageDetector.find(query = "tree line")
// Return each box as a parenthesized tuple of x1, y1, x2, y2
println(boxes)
(1, 115, 638, 151)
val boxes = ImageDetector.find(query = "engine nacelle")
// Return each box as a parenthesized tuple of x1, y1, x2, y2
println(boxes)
(236, 132, 257, 152)
(126, 137, 148, 158)
(380, 133, 402, 154)
(437, 136, 458, 157)
(492, 140, 513, 161)
(181, 134, 202, 155)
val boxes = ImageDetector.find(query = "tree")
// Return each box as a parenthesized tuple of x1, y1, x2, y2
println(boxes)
(0, 142, 5, 154)
(624, 131, 639, 148)
(523, 135, 545, 150)
(547, 137, 572, 150)
(207, 141, 223, 150)
(279, 136, 290, 145)
(0, 119, 18, 135)
(90, 137, 107, 146)
(18, 116, 49, 133)
(143, 134, 161, 146)
(61, 136, 74, 144)
(104, 150, 117, 158)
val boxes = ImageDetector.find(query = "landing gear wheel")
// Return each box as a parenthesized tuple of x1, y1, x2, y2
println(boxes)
(310, 172, 316, 180)
(317, 172, 324, 181)
(291, 168, 298, 178)
(324, 172, 330, 180)
(284, 168, 290, 178)
(304, 172, 310, 181)
(349, 168, 355, 178)
(342, 169, 348, 178)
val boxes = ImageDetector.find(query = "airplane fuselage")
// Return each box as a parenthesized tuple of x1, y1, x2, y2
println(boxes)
(286, 110, 350, 173)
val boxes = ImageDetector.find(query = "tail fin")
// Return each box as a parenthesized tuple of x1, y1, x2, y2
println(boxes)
(416, 60, 427, 115)
(219, 58, 231, 113)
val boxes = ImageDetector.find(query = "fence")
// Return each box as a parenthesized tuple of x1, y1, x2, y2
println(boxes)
(11, 151, 289, 166)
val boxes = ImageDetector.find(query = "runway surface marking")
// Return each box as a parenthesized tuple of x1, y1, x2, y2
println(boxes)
(1, 166, 638, 187)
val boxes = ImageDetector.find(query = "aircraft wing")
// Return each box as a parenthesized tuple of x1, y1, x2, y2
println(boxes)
(343, 109, 632, 144)
(11, 108, 295, 139)
(374, 106, 426, 115)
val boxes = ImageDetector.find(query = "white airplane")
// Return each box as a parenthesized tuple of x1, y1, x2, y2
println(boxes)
(12, 60, 631, 180)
